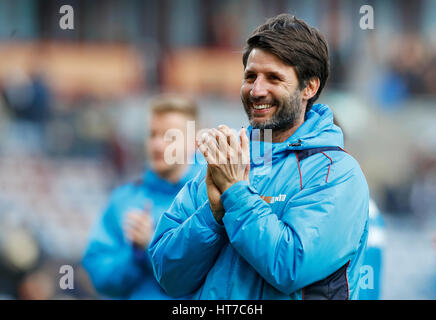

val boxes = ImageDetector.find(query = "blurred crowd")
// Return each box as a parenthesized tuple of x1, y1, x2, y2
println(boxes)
(375, 33, 436, 107)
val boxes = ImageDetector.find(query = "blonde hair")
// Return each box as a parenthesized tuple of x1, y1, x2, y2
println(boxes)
(150, 94, 198, 120)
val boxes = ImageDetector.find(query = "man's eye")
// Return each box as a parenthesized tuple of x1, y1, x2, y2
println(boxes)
(269, 75, 281, 81)
(244, 74, 256, 80)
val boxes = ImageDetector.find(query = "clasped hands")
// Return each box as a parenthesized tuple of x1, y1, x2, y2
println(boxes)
(124, 204, 154, 249)
(198, 125, 250, 224)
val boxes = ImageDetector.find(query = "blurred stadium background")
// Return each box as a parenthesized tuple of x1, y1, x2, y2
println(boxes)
(0, 0, 435, 299)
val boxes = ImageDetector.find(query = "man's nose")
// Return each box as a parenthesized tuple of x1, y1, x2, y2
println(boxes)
(250, 77, 268, 98)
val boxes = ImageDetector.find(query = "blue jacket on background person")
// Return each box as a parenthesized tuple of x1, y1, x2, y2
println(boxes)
(149, 103, 370, 300)
(359, 199, 385, 300)
(82, 165, 200, 299)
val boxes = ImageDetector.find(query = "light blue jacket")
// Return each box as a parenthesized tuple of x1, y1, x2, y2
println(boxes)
(82, 165, 200, 299)
(149, 104, 370, 300)
(359, 199, 385, 300)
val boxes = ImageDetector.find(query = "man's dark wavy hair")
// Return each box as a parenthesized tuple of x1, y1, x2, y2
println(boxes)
(242, 14, 330, 114)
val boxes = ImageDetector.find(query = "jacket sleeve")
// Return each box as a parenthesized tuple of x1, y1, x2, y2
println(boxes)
(148, 172, 227, 298)
(82, 188, 152, 298)
(220, 156, 369, 295)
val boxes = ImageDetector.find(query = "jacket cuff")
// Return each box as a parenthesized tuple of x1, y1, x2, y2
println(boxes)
(221, 180, 257, 212)
(132, 244, 153, 271)
(197, 200, 226, 235)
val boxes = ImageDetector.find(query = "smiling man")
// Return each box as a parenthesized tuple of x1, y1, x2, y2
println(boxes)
(149, 14, 369, 300)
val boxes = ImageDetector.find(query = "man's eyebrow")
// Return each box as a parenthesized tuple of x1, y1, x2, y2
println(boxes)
(244, 68, 286, 78)
(266, 70, 286, 78)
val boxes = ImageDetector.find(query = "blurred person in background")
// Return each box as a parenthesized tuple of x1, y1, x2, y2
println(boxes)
(374, 32, 436, 108)
(409, 151, 436, 224)
(18, 268, 55, 300)
(1, 67, 52, 126)
(82, 94, 201, 299)
(0, 226, 41, 299)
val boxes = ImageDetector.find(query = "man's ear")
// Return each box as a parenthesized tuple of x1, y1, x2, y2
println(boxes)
(302, 77, 320, 101)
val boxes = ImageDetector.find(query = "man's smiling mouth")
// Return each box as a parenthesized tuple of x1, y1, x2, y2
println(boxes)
(252, 103, 274, 110)
(251, 103, 276, 115)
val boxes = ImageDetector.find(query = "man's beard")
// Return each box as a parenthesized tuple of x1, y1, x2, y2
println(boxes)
(242, 89, 303, 132)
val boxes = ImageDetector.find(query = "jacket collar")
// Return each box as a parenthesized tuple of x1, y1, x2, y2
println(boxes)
(247, 103, 344, 156)
(141, 162, 199, 194)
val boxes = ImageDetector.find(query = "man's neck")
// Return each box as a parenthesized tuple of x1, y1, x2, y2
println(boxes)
(271, 121, 303, 143)
(253, 118, 305, 143)
(157, 164, 188, 184)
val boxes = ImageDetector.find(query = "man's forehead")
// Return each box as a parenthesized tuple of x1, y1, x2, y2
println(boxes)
(150, 112, 189, 127)
(151, 111, 189, 120)
(244, 48, 293, 73)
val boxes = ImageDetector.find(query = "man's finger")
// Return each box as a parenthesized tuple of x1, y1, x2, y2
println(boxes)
(205, 132, 225, 164)
(125, 215, 153, 231)
(124, 221, 141, 234)
(143, 202, 153, 214)
(211, 128, 230, 164)
(240, 127, 250, 165)
(199, 140, 218, 165)
(126, 212, 152, 226)
(130, 227, 152, 239)
(125, 222, 152, 238)
(217, 126, 241, 164)
(218, 125, 240, 150)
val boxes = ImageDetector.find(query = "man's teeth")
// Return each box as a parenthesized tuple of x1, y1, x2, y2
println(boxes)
(253, 104, 273, 110)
